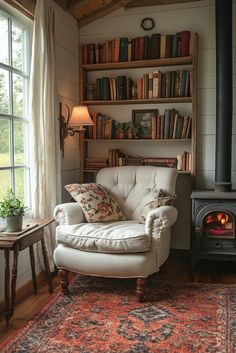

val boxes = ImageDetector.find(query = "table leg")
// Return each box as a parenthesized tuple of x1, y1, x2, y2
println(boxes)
(11, 243, 19, 316)
(41, 237, 53, 293)
(4, 248, 11, 326)
(29, 245, 37, 293)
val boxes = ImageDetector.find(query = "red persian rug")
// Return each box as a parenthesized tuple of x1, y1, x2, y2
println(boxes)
(1, 276, 236, 353)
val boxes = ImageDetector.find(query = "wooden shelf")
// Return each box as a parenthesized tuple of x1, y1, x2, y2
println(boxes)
(83, 169, 192, 174)
(80, 34, 198, 180)
(82, 56, 193, 71)
(84, 97, 192, 106)
(84, 139, 191, 142)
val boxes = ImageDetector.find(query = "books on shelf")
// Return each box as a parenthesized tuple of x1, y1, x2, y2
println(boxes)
(82, 31, 195, 65)
(85, 69, 191, 102)
(108, 149, 126, 167)
(143, 157, 177, 168)
(176, 151, 192, 171)
(156, 109, 191, 140)
(86, 109, 191, 141)
(84, 150, 191, 173)
(86, 112, 116, 139)
(84, 158, 108, 171)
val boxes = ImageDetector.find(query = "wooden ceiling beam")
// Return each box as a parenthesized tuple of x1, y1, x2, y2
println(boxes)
(67, 0, 90, 11)
(77, 0, 134, 28)
(4, 0, 36, 18)
(125, 0, 201, 8)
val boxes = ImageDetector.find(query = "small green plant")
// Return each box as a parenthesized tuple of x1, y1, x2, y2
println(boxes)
(0, 190, 25, 218)
(116, 122, 125, 132)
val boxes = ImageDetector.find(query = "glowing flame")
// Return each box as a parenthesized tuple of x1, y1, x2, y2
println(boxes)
(206, 215, 213, 223)
(217, 213, 228, 225)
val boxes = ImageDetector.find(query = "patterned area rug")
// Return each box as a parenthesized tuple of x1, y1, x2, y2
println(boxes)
(1, 276, 236, 353)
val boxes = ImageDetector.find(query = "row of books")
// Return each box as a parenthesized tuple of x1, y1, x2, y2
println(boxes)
(86, 109, 191, 141)
(137, 69, 191, 99)
(177, 151, 192, 171)
(86, 69, 191, 101)
(85, 152, 180, 171)
(153, 109, 192, 140)
(82, 31, 194, 64)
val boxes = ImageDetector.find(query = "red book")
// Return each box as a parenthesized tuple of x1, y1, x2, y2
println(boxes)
(185, 70, 190, 97)
(178, 31, 190, 56)
(138, 37, 144, 60)
(114, 38, 120, 63)
(82, 45, 88, 64)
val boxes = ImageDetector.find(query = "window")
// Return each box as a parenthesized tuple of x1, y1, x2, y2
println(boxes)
(0, 5, 32, 208)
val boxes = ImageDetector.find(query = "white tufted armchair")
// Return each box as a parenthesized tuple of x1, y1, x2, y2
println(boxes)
(54, 166, 178, 301)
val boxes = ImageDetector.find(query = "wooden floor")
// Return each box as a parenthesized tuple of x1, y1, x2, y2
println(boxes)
(1, 254, 236, 345)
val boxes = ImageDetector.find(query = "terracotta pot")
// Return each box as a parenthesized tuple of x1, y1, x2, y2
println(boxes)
(127, 130, 133, 139)
(118, 131, 125, 139)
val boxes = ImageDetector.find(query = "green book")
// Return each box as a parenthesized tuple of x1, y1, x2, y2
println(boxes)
(164, 109, 171, 139)
(172, 34, 179, 57)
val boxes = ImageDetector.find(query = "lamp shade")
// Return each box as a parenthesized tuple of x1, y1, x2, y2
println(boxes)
(70, 106, 94, 126)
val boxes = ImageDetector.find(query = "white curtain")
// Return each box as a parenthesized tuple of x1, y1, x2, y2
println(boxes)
(29, 0, 61, 271)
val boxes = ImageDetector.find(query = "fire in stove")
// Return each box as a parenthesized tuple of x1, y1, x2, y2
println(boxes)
(203, 211, 233, 236)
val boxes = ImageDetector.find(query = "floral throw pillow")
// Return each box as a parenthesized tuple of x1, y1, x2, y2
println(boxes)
(139, 190, 176, 224)
(65, 183, 124, 223)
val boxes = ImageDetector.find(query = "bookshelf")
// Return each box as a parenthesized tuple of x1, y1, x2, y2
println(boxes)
(79, 33, 198, 182)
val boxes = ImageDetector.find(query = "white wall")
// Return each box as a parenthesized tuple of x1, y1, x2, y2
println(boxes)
(55, 6, 80, 201)
(79, 0, 236, 249)
(0, 3, 79, 301)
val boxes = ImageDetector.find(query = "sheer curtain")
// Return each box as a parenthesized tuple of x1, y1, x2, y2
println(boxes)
(29, 0, 61, 271)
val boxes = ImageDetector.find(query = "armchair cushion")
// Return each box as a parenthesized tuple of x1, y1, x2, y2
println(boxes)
(56, 221, 151, 253)
(139, 191, 176, 224)
(65, 183, 124, 223)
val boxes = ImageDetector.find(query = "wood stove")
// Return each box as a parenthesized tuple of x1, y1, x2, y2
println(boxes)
(191, 0, 235, 266)
(191, 191, 236, 266)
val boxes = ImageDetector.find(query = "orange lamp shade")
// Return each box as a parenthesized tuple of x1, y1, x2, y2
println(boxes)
(70, 106, 94, 126)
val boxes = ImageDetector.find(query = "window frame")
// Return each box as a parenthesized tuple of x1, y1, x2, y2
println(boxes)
(0, 2, 32, 210)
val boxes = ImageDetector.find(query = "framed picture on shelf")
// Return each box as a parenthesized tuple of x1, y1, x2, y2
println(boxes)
(132, 109, 158, 139)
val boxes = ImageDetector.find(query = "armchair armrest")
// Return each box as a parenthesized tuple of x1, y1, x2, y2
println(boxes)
(54, 202, 86, 226)
(145, 205, 177, 237)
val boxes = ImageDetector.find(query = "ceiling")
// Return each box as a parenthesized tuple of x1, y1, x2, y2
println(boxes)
(53, 0, 202, 28)
(5, 0, 201, 27)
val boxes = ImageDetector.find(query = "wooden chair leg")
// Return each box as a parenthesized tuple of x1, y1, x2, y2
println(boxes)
(136, 278, 146, 302)
(59, 269, 69, 295)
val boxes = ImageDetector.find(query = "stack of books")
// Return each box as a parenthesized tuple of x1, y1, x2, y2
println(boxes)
(84, 158, 108, 171)
(143, 157, 177, 168)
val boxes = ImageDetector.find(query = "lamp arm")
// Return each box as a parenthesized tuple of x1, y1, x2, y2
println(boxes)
(65, 104, 70, 125)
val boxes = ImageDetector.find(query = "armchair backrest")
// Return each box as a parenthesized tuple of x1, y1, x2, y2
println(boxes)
(96, 166, 177, 220)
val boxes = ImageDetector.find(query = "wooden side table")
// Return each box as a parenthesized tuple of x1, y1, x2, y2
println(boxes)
(0, 218, 54, 326)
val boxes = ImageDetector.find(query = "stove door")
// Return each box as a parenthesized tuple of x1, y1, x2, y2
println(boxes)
(202, 211, 234, 236)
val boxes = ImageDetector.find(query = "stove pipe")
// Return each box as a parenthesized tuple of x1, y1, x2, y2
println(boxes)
(215, 0, 232, 192)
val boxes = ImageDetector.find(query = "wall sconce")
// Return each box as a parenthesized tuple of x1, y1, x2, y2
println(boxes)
(59, 103, 94, 158)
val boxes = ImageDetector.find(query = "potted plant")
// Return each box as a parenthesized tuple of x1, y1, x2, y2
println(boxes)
(126, 121, 137, 139)
(116, 122, 125, 139)
(0, 190, 25, 232)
